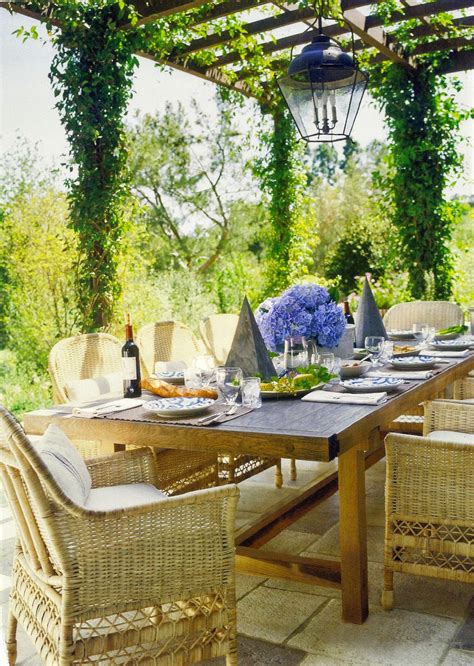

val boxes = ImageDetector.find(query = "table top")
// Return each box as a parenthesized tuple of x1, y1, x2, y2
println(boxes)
(23, 353, 474, 463)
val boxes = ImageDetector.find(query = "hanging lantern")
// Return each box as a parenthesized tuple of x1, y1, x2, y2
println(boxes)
(277, 17, 368, 143)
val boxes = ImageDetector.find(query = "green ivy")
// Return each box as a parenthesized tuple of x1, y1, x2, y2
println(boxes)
(49, 2, 139, 330)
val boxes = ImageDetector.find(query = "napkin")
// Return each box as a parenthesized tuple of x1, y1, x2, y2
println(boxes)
(154, 361, 187, 374)
(367, 370, 433, 380)
(302, 390, 387, 406)
(72, 398, 144, 418)
(429, 349, 471, 358)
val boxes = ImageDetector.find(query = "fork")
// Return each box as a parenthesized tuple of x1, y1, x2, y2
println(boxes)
(197, 405, 238, 425)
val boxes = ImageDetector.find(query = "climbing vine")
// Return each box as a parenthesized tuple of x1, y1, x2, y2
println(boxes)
(47, 2, 139, 330)
(253, 97, 313, 297)
(369, 59, 470, 300)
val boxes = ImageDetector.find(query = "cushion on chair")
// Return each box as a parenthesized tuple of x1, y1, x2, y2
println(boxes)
(85, 483, 166, 511)
(35, 424, 92, 505)
(461, 398, 474, 404)
(427, 430, 474, 445)
(65, 372, 123, 402)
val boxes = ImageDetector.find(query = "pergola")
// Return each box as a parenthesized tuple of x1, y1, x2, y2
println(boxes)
(3, 0, 474, 100)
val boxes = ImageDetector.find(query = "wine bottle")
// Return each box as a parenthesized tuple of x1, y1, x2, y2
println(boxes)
(343, 299, 355, 325)
(122, 314, 142, 398)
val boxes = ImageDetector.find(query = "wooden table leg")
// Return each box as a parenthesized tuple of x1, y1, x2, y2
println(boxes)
(338, 445, 369, 624)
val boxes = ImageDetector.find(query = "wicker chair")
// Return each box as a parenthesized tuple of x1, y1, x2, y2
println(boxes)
(136, 321, 206, 376)
(382, 400, 474, 611)
(0, 406, 239, 666)
(48, 333, 218, 494)
(137, 321, 283, 488)
(199, 314, 239, 365)
(383, 300, 464, 331)
(453, 376, 474, 402)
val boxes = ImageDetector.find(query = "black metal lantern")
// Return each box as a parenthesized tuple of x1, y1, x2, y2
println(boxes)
(278, 17, 368, 142)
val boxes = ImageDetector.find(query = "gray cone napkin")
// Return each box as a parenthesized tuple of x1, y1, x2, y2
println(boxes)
(355, 277, 388, 347)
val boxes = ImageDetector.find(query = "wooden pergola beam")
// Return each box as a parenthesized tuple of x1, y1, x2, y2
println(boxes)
(437, 48, 474, 73)
(124, 0, 208, 26)
(412, 36, 474, 55)
(344, 7, 414, 69)
(365, 0, 474, 30)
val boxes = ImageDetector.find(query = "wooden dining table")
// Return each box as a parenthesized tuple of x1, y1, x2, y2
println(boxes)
(23, 353, 474, 625)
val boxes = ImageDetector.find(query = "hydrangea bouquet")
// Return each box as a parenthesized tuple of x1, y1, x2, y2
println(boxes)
(255, 283, 346, 351)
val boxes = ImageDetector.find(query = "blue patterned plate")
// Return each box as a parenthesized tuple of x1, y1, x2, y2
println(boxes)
(389, 355, 436, 370)
(153, 371, 185, 385)
(428, 339, 472, 352)
(145, 397, 215, 417)
(341, 377, 404, 393)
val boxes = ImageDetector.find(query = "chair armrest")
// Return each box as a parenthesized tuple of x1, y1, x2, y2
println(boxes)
(86, 446, 158, 488)
(423, 400, 474, 436)
(60, 485, 240, 611)
(453, 376, 474, 400)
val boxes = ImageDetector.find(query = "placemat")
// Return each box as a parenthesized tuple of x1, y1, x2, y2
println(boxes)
(102, 402, 253, 426)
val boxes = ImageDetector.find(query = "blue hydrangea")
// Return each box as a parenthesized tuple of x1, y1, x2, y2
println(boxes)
(255, 283, 346, 351)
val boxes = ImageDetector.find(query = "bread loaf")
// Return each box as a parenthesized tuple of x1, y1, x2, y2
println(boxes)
(141, 377, 218, 400)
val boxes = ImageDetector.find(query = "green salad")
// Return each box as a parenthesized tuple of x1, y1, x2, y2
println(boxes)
(261, 364, 335, 394)
(436, 325, 467, 335)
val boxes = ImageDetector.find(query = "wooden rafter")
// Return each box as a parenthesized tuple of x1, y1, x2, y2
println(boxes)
(437, 48, 474, 73)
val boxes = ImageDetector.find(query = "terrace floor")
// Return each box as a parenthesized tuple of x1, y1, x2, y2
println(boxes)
(1, 458, 473, 665)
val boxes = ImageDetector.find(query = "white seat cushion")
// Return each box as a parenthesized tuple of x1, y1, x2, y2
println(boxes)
(85, 483, 166, 511)
(65, 372, 123, 403)
(35, 425, 92, 505)
(427, 430, 474, 445)
(461, 398, 474, 404)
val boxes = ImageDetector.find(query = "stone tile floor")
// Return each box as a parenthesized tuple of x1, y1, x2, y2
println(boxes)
(1, 458, 472, 665)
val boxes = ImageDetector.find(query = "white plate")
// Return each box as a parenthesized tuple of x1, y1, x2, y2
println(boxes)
(388, 330, 416, 340)
(429, 340, 472, 352)
(389, 355, 436, 370)
(434, 332, 460, 341)
(392, 346, 421, 357)
(153, 371, 185, 385)
(342, 377, 404, 393)
(261, 382, 323, 399)
(145, 397, 215, 417)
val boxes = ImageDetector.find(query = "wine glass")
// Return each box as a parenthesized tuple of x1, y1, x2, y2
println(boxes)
(192, 354, 215, 386)
(317, 352, 335, 372)
(412, 323, 430, 349)
(215, 367, 243, 405)
(365, 336, 385, 366)
(284, 336, 308, 370)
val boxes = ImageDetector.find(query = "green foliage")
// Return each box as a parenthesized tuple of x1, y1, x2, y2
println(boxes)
(351, 273, 411, 311)
(0, 350, 53, 419)
(0, 188, 80, 370)
(48, 2, 139, 330)
(451, 204, 474, 311)
(369, 60, 471, 300)
(254, 101, 314, 296)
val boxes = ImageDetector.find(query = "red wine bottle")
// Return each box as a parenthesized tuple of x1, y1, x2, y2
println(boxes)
(343, 299, 355, 325)
(122, 314, 141, 398)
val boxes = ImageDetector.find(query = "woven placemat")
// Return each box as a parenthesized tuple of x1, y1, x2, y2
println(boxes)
(102, 401, 253, 427)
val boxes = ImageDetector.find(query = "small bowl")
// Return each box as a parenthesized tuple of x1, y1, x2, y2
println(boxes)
(339, 361, 371, 379)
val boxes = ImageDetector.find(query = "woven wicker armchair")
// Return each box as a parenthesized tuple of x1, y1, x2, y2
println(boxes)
(453, 376, 474, 401)
(382, 400, 474, 611)
(48, 333, 218, 494)
(383, 301, 464, 331)
(0, 406, 239, 666)
(199, 314, 239, 365)
(137, 321, 283, 488)
(136, 321, 206, 376)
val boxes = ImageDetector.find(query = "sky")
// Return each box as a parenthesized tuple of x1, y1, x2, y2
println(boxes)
(1, 10, 473, 197)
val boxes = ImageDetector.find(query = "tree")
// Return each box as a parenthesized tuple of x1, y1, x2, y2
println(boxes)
(128, 100, 255, 274)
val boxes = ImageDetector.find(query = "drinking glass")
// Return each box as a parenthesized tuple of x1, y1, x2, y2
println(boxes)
(241, 377, 262, 409)
(412, 323, 430, 348)
(317, 352, 335, 372)
(184, 368, 203, 389)
(192, 354, 215, 386)
(284, 336, 308, 370)
(215, 367, 243, 405)
(365, 336, 385, 366)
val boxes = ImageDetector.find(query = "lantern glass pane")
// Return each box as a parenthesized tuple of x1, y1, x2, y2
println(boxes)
(278, 66, 367, 142)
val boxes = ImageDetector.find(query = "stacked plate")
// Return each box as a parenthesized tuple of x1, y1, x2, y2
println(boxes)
(153, 370, 185, 385)
(341, 377, 404, 393)
(145, 397, 215, 417)
(387, 330, 416, 341)
(428, 339, 472, 352)
(389, 355, 436, 370)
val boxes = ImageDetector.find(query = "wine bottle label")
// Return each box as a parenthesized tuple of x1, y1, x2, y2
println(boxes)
(122, 357, 137, 380)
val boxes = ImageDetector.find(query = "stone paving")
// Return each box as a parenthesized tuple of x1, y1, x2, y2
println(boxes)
(1, 458, 472, 665)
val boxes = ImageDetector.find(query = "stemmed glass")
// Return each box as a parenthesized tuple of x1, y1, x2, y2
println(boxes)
(215, 367, 243, 405)
(412, 323, 430, 349)
(192, 354, 215, 387)
(365, 336, 385, 367)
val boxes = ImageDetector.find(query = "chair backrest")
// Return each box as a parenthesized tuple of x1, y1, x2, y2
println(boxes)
(48, 333, 123, 403)
(423, 400, 474, 436)
(136, 321, 205, 376)
(383, 301, 463, 331)
(0, 406, 72, 578)
(199, 314, 239, 365)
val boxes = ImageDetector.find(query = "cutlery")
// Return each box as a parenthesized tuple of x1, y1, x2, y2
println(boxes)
(197, 405, 238, 425)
